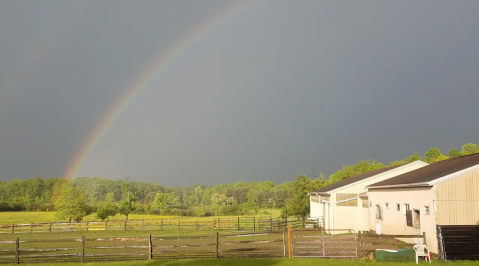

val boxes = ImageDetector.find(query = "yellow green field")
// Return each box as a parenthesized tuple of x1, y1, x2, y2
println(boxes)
(0, 209, 282, 224)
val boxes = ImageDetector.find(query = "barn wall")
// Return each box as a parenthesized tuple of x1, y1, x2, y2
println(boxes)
(435, 167, 479, 225)
(368, 187, 437, 253)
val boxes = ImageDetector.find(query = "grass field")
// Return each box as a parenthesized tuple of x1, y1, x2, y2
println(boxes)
(0, 209, 282, 224)
(0, 258, 476, 266)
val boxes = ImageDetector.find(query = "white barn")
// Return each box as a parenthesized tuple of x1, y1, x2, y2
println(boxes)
(309, 160, 428, 233)
(367, 153, 479, 254)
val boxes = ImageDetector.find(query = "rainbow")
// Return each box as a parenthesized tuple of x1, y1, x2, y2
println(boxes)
(63, 0, 255, 179)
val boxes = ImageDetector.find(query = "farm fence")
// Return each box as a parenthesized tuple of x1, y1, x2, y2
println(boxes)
(0, 217, 322, 234)
(0, 228, 425, 264)
(0, 231, 286, 264)
(286, 227, 426, 259)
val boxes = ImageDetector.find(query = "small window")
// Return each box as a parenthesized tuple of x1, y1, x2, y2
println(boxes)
(375, 204, 383, 220)
(385, 203, 389, 210)
(404, 204, 410, 215)
(425, 206, 430, 215)
(370, 202, 372, 207)
(396, 204, 400, 211)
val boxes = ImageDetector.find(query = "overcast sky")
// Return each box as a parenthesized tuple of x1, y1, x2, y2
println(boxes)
(1, 0, 479, 187)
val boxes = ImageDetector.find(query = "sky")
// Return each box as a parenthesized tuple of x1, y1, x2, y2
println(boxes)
(1, 0, 479, 187)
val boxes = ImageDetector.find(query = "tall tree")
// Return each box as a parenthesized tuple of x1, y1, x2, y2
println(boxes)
(55, 185, 87, 222)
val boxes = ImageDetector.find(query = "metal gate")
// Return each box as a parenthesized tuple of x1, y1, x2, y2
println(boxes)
(290, 229, 357, 258)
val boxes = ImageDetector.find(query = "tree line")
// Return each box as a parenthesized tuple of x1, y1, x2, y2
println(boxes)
(0, 143, 477, 222)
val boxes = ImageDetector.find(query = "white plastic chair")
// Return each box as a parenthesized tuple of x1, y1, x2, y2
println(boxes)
(413, 244, 431, 264)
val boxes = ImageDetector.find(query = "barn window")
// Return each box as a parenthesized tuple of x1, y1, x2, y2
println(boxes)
(425, 206, 430, 215)
(406, 210, 413, 227)
(375, 204, 383, 220)
(413, 210, 420, 228)
(396, 203, 400, 211)
(385, 203, 389, 210)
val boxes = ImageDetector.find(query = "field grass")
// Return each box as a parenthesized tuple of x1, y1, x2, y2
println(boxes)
(0, 258, 477, 266)
(0, 209, 282, 224)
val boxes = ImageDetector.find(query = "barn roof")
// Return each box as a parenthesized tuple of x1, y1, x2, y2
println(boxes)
(367, 153, 479, 189)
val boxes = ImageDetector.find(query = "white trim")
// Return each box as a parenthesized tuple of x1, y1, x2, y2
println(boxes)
(368, 182, 431, 189)
(428, 162, 479, 185)
(333, 197, 359, 205)
(329, 161, 429, 193)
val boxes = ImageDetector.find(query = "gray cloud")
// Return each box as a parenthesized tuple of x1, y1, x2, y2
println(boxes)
(1, 0, 479, 186)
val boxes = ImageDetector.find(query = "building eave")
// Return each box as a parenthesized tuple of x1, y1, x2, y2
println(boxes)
(367, 182, 432, 189)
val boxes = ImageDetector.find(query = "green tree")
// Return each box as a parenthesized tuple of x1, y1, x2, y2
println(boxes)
(96, 192, 117, 221)
(55, 186, 87, 222)
(284, 175, 313, 218)
(424, 148, 443, 164)
(448, 148, 461, 158)
(461, 143, 479, 156)
(150, 192, 178, 215)
(329, 160, 385, 183)
(404, 153, 423, 163)
(118, 180, 138, 220)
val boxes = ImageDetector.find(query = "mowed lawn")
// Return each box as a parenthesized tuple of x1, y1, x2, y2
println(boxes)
(0, 258, 476, 266)
(0, 210, 282, 224)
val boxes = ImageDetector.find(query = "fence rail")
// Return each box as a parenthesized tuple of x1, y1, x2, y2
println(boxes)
(0, 217, 321, 234)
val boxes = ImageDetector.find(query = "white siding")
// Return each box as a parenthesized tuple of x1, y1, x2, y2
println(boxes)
(435, 167, 479, 225)
(368, 187, 437, 253)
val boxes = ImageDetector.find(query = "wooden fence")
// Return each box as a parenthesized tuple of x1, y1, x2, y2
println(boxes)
(0, 231, 286, 264)
(0, 228, 427, 264)
(0, 217, 320, 234)
(286, 227, 426, 259)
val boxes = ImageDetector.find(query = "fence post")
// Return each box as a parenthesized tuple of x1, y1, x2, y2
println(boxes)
(283, 230, 286, 258)
(15, 237, 19, 264)
(142, 219, 144, 231)
(357, 231, 361, 259)
(86, 221, 89, 232)
(287, 225, 292, 258)
(30, 222, 33, 233)
(215, 232, 219, 259)
(81, 236, 85, 263)
(160, 219, 163, 231)
(322, 229, 325, 257)
(124, 220, 127, 231)
(238, 217, 240, 231)
(49, 223, 52, 233)
(253, 217, 255, 231)
(105, 221, 108, 231)
(302, 217, 305, 229)
(12, 223, 14, 234)
(148, 234, 152, 260)
(178, 220, 180, 231)
(196, 220, 198, 231)
(270, 217, 273, 232)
